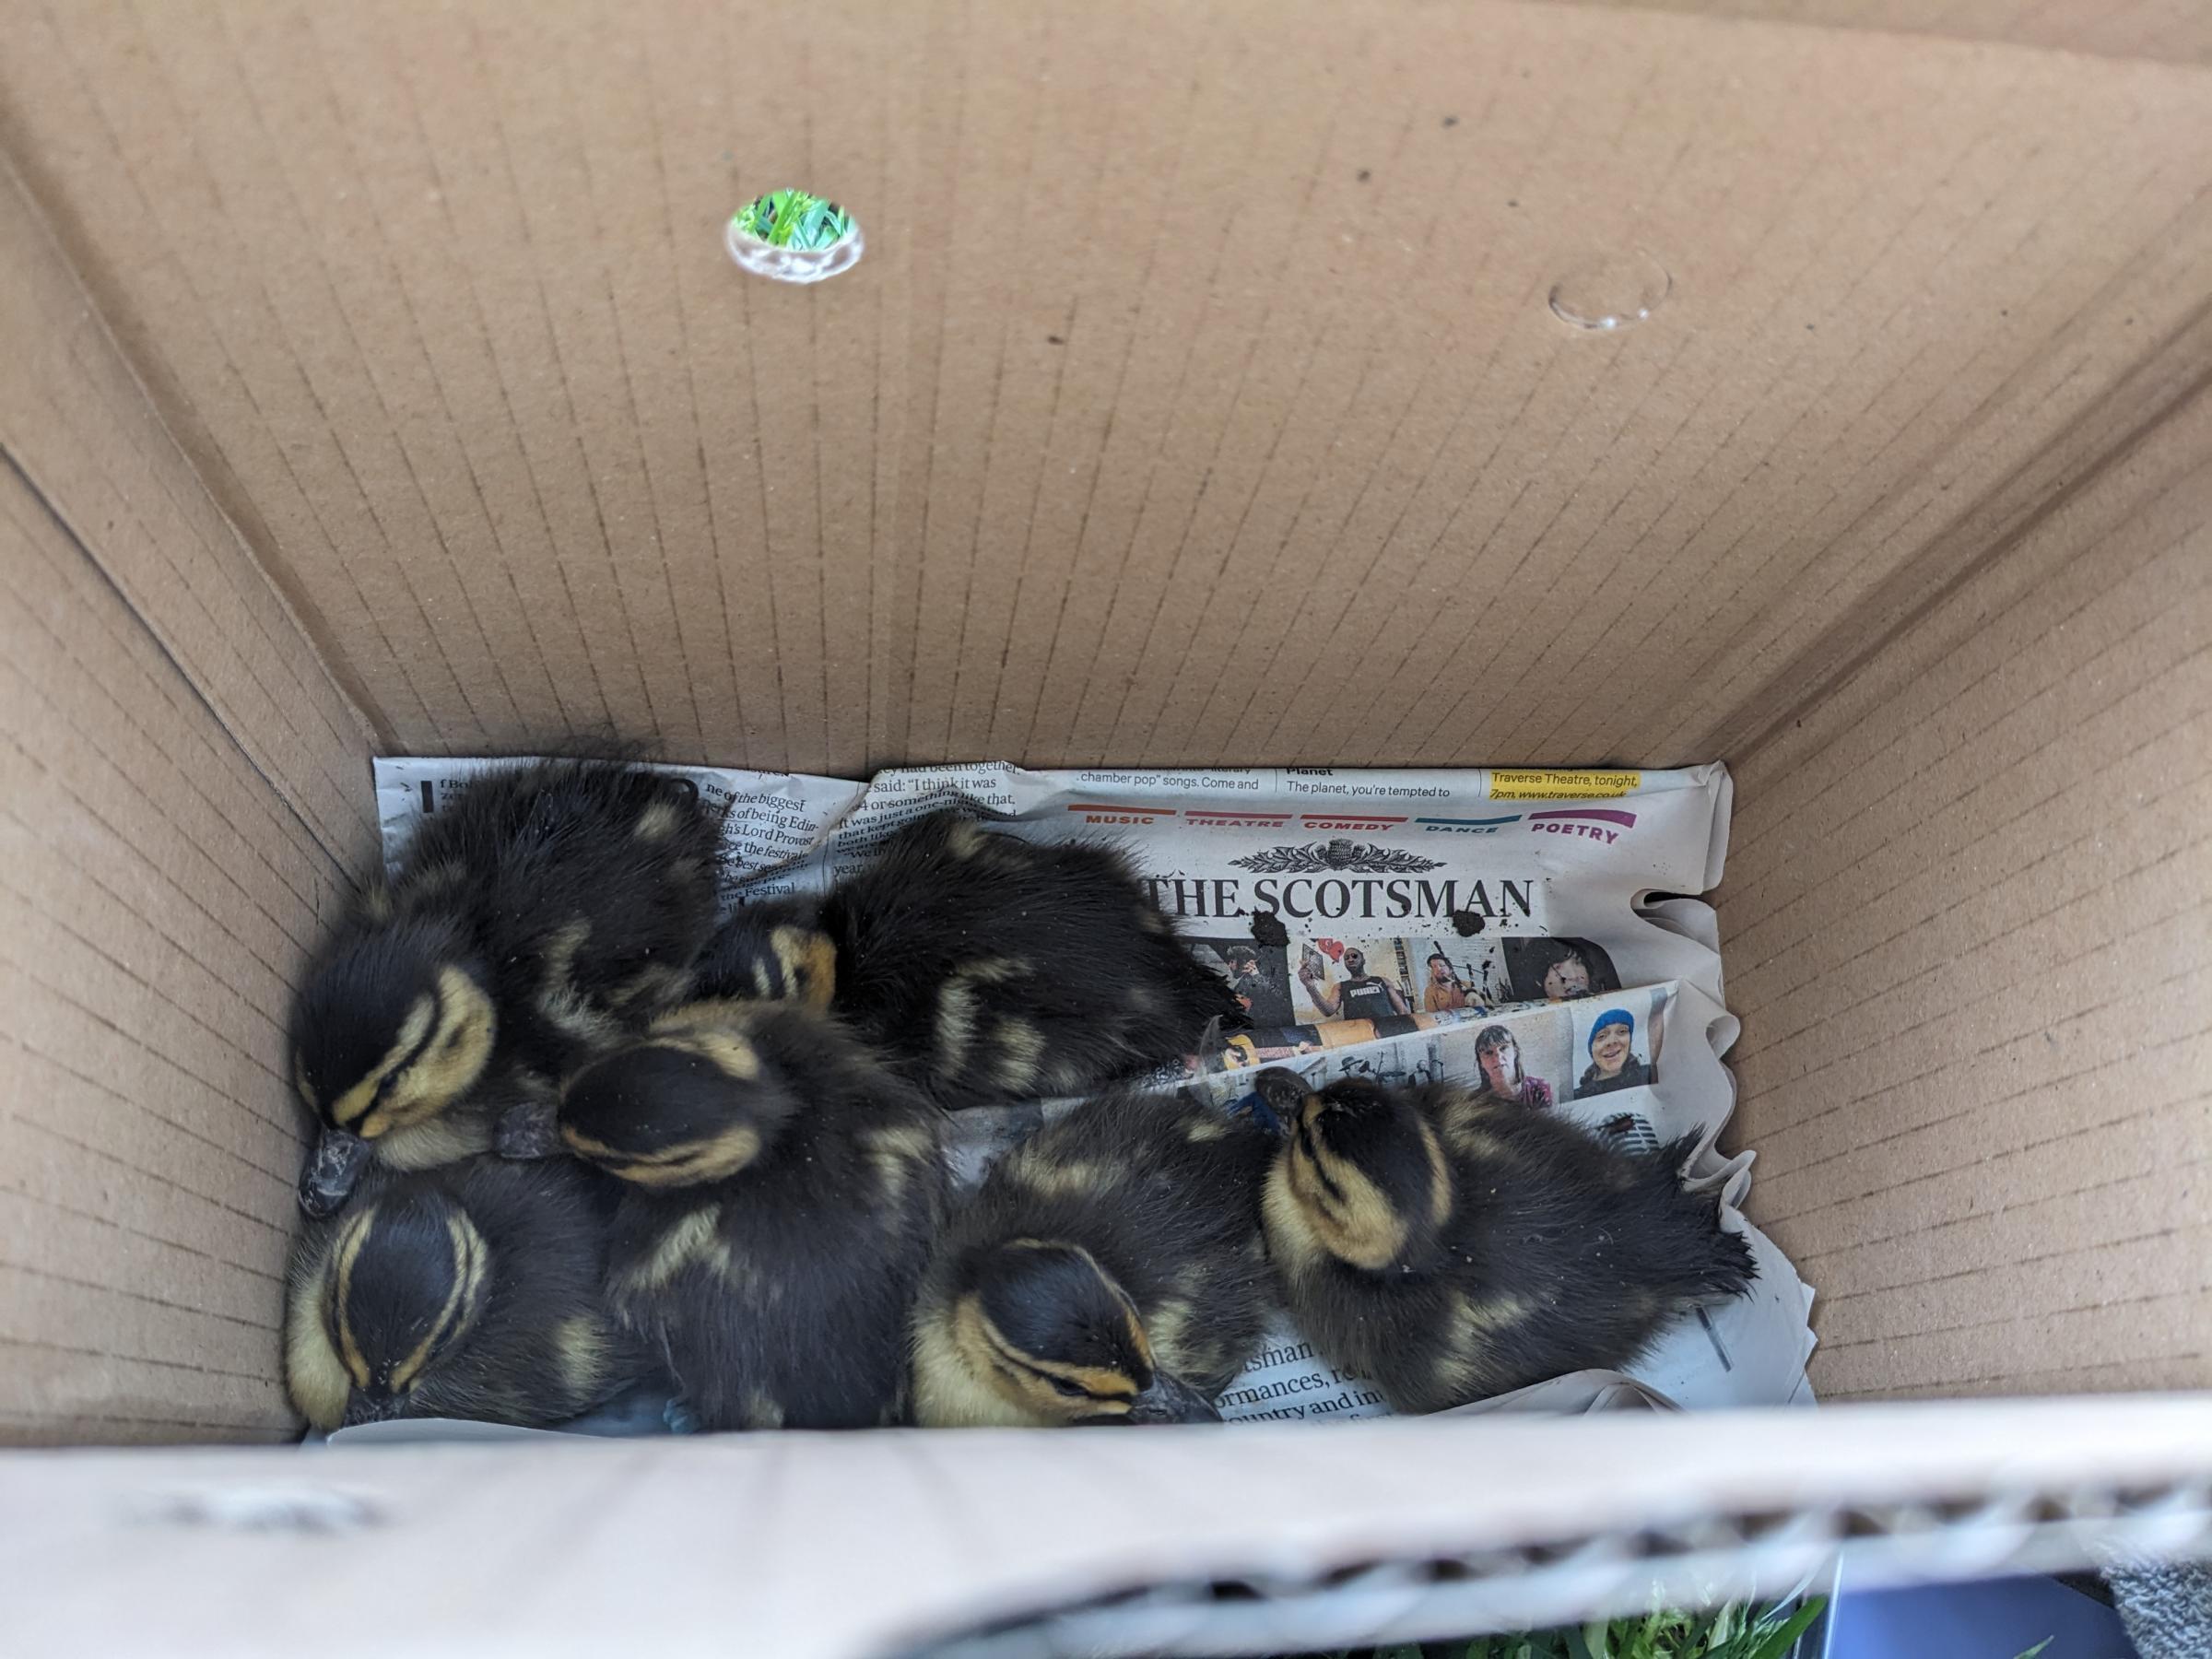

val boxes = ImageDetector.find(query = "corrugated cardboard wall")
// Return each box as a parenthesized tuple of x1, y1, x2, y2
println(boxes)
(0, 162, 375, 1441)
(1725, 387, 2212, 1400)
(2, 1, 2210, 1435)
(4, 0, 2210, 776)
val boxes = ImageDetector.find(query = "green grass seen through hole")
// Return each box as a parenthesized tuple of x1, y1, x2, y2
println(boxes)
(733, 188, 853, 250)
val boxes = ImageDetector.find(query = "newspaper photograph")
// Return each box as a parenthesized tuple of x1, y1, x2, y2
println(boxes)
(364, 759, 1815, 1434)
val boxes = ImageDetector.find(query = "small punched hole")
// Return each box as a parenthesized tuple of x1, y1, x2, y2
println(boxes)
(726, 188, 864, 284)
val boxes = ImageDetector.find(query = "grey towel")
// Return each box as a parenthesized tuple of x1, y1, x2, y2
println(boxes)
(2106, 1559, 2212, 1659)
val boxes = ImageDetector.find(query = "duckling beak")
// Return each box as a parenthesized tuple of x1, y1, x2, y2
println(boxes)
(298, 1128, 372, 1218)
(1124, 1370, 1221, 1426)
(339, 1389, 405, 1430)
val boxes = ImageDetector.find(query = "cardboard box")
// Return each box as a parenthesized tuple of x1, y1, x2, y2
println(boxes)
(0, 1, 2205, 1651)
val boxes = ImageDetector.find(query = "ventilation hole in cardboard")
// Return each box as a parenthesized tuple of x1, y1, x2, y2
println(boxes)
(725, 189, 864, 284)
(1548, 249, 1669, 331)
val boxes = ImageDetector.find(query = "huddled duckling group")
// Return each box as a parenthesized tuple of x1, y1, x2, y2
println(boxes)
(284, 760, 1756, 1435)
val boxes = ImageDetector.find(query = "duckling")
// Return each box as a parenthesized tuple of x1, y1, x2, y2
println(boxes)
(911, 1091, 1274, 1428)
(559, 998, 948, 1432)
(698, 811, 1241, 1106)
(1251, 1068, 1757, 1414)
(284, 1156, 646, 1430)
(290, 760, 722, 1217)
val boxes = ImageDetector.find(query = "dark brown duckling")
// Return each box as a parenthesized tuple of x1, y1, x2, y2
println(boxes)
(911, 1091, 1275, 1427)
(698, 810, 1241, 1106)
(559, 999, 948, 1432)
(290, 760, 722, 1217)
(284, 1156, 646, 1431)
(1252, 1068, 1757, 1413)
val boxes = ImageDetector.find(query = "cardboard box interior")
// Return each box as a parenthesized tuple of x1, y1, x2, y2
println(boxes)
(0, 0, 2206, 1646)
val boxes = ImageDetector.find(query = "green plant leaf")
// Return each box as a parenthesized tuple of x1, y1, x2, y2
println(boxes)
(1735, 1597, 1828, 1659)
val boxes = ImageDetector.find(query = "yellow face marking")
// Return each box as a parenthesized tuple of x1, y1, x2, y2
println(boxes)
(331, 1208, 377, 1389)
(962, 1296, 1136, 1425)
(565, 1123, 763, 1187)
(347, 970, 498, 1139)
(686, 1032, 761, 1082)
(912, 1299, 1044, 1429)
(770, 926, 838, 1008)
(633, 799, 681, 842)
(1278, 1100, 1413, 1272)
(1146, 1297, 1194, 1368)
(285, 1236, 352, 1430)
(330, 996, 437, 1128)
(371, 1110, 495, 1172)
(387, 1210, 487, 1393)
(1262, 1154, 1325, 1279)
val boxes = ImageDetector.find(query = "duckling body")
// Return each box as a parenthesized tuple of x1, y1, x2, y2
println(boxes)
(291, 761, 721, 1216)
(559, 1000, 948, 1432)
(912, 1091, 1275, 1427)
(700, 812, 1241, 1106)
(284, 1156, 644, 1431)
(1253, 1070, 1757, 1413)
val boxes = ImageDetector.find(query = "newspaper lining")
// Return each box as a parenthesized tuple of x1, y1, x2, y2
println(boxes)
(370, 759, 1815, 1427)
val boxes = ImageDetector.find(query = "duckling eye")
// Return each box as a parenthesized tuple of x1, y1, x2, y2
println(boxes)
(1045, 1376, 1088, 1400)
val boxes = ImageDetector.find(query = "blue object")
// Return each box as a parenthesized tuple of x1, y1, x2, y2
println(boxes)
(1818, 1564, 2140, 1659)
(1588, 1008, 1634, 1051)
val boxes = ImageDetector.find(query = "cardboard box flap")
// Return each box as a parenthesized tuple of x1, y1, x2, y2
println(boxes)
(4, 1, 2208, 771)
(6, 1398, 2209, 1655)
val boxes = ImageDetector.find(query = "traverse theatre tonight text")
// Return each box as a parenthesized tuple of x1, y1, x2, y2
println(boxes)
(1140, 875, 1537, 924)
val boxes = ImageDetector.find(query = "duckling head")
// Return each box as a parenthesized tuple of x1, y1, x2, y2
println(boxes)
(1253, 1068, 1453, 1274)
(558, 1009, 794, 1188)
(936, 1239, 1220, 1427)
(699, 904, 838, 1007)
(292, 1184, 492, 1430)
(292, 919, 499, 1216)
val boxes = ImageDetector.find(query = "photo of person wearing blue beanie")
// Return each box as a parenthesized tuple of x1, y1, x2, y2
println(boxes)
(1574, 1006, 1653, 1098)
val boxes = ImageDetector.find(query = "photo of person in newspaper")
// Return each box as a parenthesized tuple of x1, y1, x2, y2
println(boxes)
(1574, 1006, 1655, 1097)
(1201, 1026, 1324, 1074)
(1296, 941, 1416, 1037)
(1469, 1023, 1555, 1110)
(1215, 941, 1295, 1027)
(1422, 951, 1469, 1013)
(1504, 936, 1623, 1004)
